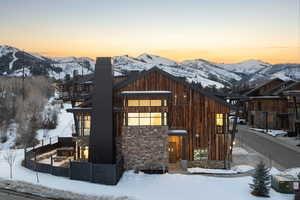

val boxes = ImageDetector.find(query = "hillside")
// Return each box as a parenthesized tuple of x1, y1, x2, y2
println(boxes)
(0, 45, 299, 88)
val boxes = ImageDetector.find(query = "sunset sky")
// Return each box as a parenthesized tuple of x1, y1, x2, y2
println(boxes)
(0, 0, 299, 63)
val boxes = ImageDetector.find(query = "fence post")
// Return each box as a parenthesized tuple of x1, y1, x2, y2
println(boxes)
(24, 148, 27, 166)
(51, 155, 53, 175)
(69, 159, 72, 178)
(42, 139, 44, 147)
(51, 155, 53, 166)
(50, 137, 52, 145)
(90, 162, 93, 182)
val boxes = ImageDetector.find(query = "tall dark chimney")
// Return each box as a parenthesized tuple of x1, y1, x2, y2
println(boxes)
(89, 57, 115, 164)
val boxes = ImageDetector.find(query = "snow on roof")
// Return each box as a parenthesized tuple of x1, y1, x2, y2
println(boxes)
(249, 96, 281, 99)
(120, 91, 172, 95)
(283, 90, 300, 96)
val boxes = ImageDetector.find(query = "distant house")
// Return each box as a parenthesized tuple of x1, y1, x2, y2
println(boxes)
(58, 57, 233, 184)
(283, 90, 300, 137)
(245, 78, 300, 132)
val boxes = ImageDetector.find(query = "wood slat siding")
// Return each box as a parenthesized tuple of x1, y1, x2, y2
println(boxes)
(249, 99, 288, 113)
(114, 71, 230, 161)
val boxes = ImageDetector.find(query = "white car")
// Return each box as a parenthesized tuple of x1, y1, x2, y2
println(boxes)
(229, 116, 246, 125)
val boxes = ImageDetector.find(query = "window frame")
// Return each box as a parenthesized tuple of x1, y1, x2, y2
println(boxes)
(126, 112, 167, 126)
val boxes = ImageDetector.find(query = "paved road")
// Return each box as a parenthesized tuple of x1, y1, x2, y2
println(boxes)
(0, 188, 55, 200)
(236, 125, 300, 169)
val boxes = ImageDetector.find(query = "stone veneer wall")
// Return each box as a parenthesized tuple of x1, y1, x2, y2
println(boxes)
(121, 126, 169, 171)
(188, 160, 226, 169)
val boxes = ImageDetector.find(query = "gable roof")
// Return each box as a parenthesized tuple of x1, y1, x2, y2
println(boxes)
(273, 81, 300, 95)
(115, 66, 231, 107)
(262, 80, 295, 96)
(244, 78, 284, 96)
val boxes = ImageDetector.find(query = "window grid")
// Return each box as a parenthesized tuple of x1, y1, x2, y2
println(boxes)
(127, 99, 165, 107)
(127, 112, 167, 126)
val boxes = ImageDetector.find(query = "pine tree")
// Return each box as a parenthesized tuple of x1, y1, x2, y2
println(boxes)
(250, 161, 271, 197)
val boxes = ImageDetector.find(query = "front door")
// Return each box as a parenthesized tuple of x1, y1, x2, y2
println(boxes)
(169, 142, 177, 163)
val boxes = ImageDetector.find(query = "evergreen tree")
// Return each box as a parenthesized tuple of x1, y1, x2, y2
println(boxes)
(250, 161, 271, 197)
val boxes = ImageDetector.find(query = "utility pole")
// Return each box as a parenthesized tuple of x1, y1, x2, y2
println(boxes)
(265, 112, 269, 133)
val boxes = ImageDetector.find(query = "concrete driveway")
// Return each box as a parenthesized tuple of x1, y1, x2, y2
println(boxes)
(236, 125, 300, 169)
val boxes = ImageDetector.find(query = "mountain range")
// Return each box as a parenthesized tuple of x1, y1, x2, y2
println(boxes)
(0, 45, 299, 88)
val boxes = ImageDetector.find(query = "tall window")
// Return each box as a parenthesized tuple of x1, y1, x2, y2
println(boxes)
(77, 115, 91, 136)
(79, 146, 89, 160)
(216, 114, 224, 126)
(216, 113, 224, 134)
(128, 99, 164, 107)
(127, 112, 167, 126)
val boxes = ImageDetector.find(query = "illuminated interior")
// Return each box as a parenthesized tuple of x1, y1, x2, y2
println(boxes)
(79, 146, 89, 160)
(127, 112, 166, 126)
(128, 99, 163, 107)
(77, 115, 91, 136)
(216, 113, 224, 126)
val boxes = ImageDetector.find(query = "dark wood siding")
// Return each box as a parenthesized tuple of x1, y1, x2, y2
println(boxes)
(114, 71, 230, 160)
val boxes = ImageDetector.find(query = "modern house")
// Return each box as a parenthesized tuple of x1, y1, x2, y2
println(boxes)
(59, 57, 233, 175)
(283, 90, 300, 137)
(245, 78, 300, 132)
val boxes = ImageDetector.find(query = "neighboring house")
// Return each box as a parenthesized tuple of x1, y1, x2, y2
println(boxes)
(283, 90, 300, 137)
(245, 78, 300, 132)
(245, 78, 287, 130)
(59, 57, 233, 183)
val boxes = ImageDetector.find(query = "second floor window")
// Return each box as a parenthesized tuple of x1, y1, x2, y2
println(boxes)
(127, 99, 165, 107)
(126, 112, 167, 126)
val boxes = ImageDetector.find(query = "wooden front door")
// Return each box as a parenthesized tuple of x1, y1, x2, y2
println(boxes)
(169, 142, 177, 163)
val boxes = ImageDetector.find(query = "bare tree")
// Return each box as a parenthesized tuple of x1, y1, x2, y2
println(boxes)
(3, 148, 17, 179)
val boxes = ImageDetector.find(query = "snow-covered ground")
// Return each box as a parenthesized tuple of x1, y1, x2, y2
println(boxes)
(36, 103, 74, 142)
(0, 123, 17, 150)
(0, 103, 295, 200)
(188, 167, 238, 174)
(232, 165, 255, 173)
(0, 150, 293, 200)
(250, 128, 287, 137)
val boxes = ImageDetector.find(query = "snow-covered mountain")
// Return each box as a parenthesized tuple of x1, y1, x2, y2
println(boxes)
(217, 59, 272, 75)
(0, 45, 95, 79)
(0, 45, 299, 88)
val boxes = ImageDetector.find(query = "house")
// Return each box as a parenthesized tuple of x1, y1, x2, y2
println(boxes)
(245, 77, 300, 132)
(245, 78, 288, 130)
(58, 57, 233, 184)
(283, 90, 300, 137)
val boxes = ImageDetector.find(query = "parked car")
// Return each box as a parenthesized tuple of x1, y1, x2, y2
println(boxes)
(237, 118, 246, 124)
(229, 116, 246, 125)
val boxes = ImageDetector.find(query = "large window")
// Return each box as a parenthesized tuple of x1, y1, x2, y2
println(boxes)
(128, 99, 164, 107)
(77, 115, 91, 136)
(216, 113, 224, 134)
(127, 112, 167, 126)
